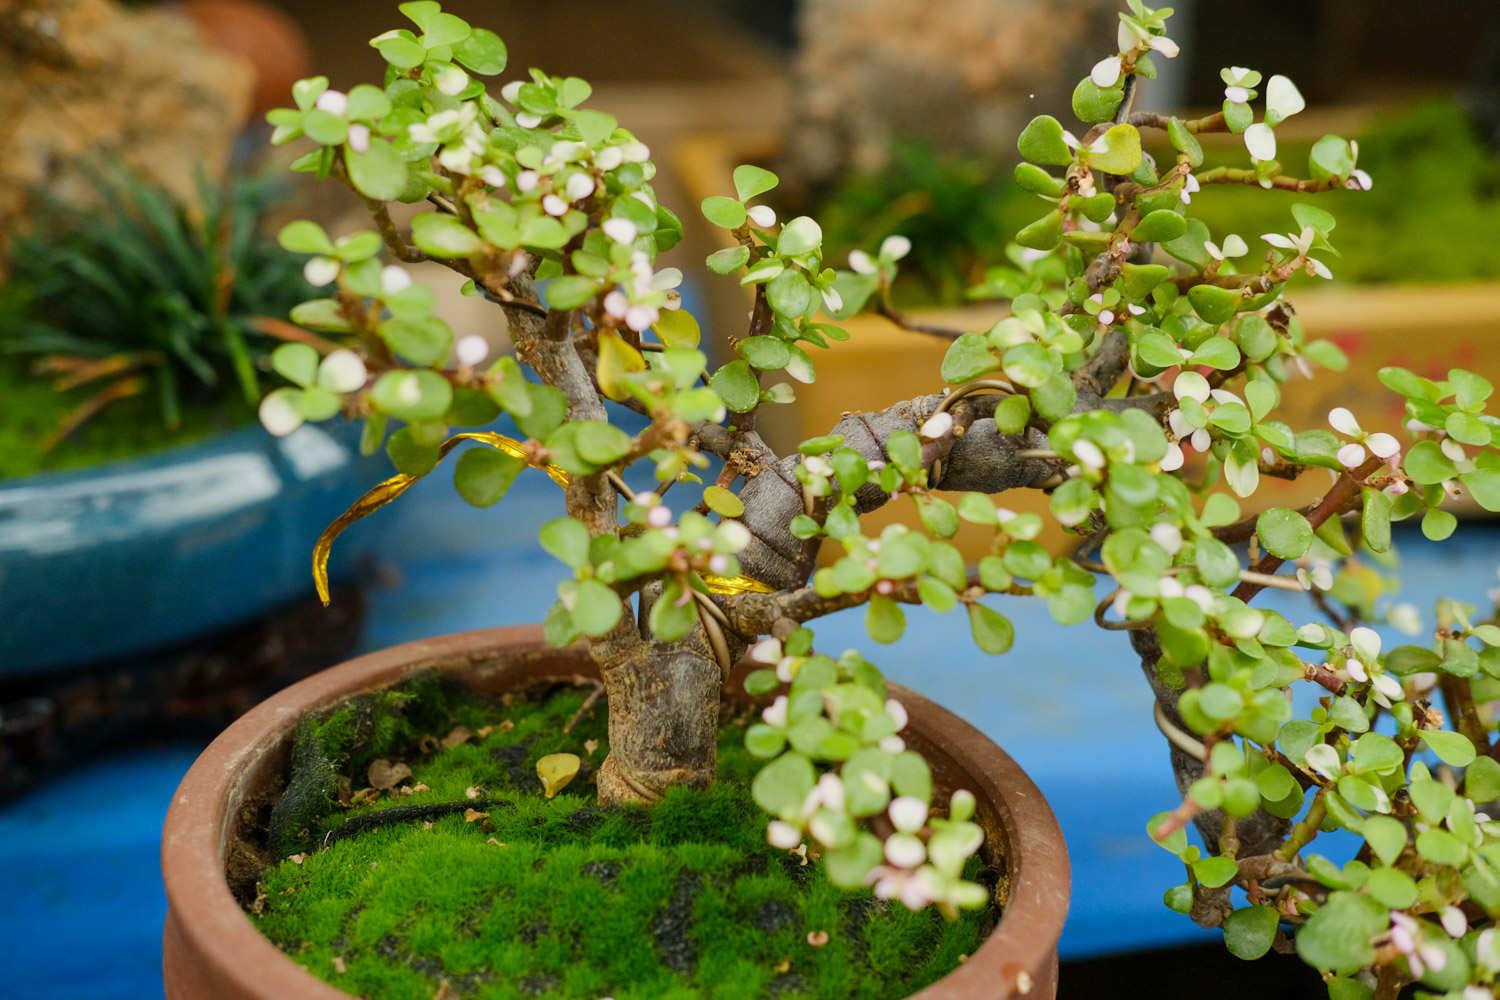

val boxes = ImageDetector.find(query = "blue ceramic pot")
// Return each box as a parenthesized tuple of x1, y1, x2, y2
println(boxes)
(0, 422, 390, 676)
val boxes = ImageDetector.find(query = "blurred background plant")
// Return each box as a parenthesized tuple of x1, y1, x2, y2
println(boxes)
(0, 169, 309, 476)
(813, 100, 1500, 308)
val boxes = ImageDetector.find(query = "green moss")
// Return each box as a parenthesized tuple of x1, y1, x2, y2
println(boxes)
(0, 358, 251, 480)
(251, 682, 992, 999)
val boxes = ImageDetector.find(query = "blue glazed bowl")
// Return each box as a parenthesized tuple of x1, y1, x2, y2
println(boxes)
(0, 422, 390, 676)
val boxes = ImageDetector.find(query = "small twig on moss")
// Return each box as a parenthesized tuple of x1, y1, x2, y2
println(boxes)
(320, 798, 511, 848)
(563, 681, 607, 735)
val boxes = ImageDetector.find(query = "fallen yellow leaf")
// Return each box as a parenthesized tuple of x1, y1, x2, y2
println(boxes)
(537, 753, 581, 798)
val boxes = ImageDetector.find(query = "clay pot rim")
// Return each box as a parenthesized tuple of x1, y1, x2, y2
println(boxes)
(162, 625, 1069, 998)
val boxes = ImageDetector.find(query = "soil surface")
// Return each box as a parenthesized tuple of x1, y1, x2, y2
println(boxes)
(247, 678, 995, 1000)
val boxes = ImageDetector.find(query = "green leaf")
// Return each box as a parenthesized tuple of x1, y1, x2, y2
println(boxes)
(1016, 114, 1072, 166)
(709, 360, 760, 413)
(1295, 891, 1386, 974)
(1072, 77, 1124, 123)
(1419, 729, 1476, 767)
(941, 332, 1000, 384)
(1167, 117, 1204, 167)
(1256, 507, 1313, 559)
(1131, 209, 1187, 244)
(1423, 508, 1458, 541)
(379, 316, 452, 366)
(732, 164, 778, 201)
(278, 220, 335, 255)
(764, 271, 812, 318)
(777, 216, 823, 256)
(1187, 285, 1242, 326)
(454, 27, 507, 74)
(574, 420, 632, 466)
(272, 342, 319, 388)
(421, 11, 472, 46)
(1462, 469, 1500, 512)
(540, 517, 591, 569)
(866, 595, 906, 644)
(706, 245, 750, 274)
(571, 578, 623, 637)
(302, 109, 348, 146)
(1404, 440, 1455, 485)
(1223, 906, 1278, 960)
(1085, 124, 1142, 175)
(1192, 855, 1238, 889)
(1361, 815, 1407, 866)
(343, 137, 408, 202)
(1467, 756, 1500, 801)
(701, 195, 746, 229)
(1416, 827, 1467, 866)
(1016, 211, 1063, 251)
(545, 275, 600, 310)
(411, 213, 483, 257)
(703, 486, 744, 517)
(453, 446, 523, 507)
(968, 604, 1014, 654)
(751, 752, 815, 819)
(1360, 488, 1392, 552)
(1309, 135, 1355, 183)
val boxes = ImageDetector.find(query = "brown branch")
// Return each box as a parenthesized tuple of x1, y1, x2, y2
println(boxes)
(1195, 166, 1344, 194)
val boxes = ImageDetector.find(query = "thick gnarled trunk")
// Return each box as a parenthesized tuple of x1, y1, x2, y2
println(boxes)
(592, 629, 724, 804)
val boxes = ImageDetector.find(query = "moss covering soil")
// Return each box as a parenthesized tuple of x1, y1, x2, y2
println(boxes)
(0, 359, 250, 480)
(248, 679, 994, 1000)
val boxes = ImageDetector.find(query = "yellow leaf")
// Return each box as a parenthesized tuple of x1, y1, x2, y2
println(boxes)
(654, 309, 701, 348)
(537, 752, 582, 798)
(596, 330, 645, 401)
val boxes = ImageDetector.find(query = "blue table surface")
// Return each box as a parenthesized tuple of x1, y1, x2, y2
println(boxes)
(4, 463, 1498, 998)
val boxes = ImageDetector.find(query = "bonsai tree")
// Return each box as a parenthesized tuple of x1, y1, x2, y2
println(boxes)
(261, 2, 1500, 993)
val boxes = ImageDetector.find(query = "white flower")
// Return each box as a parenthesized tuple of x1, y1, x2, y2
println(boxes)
(258, 391, 303, 437)
(749, 637, 782, 664)
(1204, 234, 1248, 261)
(625, 304, 658, 333)
(747, 204, 776, 228)
(516, 170, 539, 193)
(848, 249, 877, 275)
(1090, 55, 1123, 88)
(315, 89, 348, 115)
(434, 65, 469, 96)
(884, 833, 926, 869)
(1244, 123, 1277, 162)
(815, 774, 845, 812)
(1150, 523, 1183, 555)
(1337, 443, 1367, 468)
(515, 112, 543, 128)
(456, 335, 489, 367)
(619, 140, 651, 163)
(1179, 173, 1200, 205)
(1304, 744, 1342, 780)
(880, 235, 912, 261)
(1348, 169, 1373, 191)
(718, 519, 750, 551)
(1173, 371, 1211, 403)
(762, 695, 788, 728)
(1190, 427, 1211, 452)
(1265, 75, 1306, 123)
(1224, 85, 1251, 104)
(378, 265, 411, 296)
(1345, 658, 1369, 684)
(302, 256, 340, 287)
(920, 411, 953, 440)
(500, 80, 524, 104)
(879, 735, 906, 753)
(1307, 257, 1334, 280)
(1366, 433, 1399, 459)
(396, 375, 422, 407)
(480, 165, 507, 189)
(542, 194, 568, 217)
(318, 349, 366, 393)
(1073, 439, 1105, 470)
(889, 797, 928, 833)
(646, 504, 673, 529)
(1098, 309, 1115, 326)
(346, 123, 370, 154)
(884, 698, 909, 731)
(1328, 407, 1361, 436)
(767, 820, 801, 850)
(1373, 673, 1403, 703)
(595, 146, 624, 171)
(1389, 603, 1422, 635)
(1159, 442, 1185, 472)
(1350, 626, 1382, 661)
(1441, 906, 1468, 938)
(564, 173, 595, 202)
(1149, 35, 1180, 58)
(1263, 226, 1316, 255)
(602, 218, 637, 245)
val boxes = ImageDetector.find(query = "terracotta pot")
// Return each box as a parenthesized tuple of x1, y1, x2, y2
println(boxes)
(162, 626, 1069, 998)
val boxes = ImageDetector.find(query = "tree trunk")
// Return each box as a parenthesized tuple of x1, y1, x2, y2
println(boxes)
(591, 625, 724, 804)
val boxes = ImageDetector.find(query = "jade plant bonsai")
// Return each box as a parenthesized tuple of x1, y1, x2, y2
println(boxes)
(261, 2, 1500, 993)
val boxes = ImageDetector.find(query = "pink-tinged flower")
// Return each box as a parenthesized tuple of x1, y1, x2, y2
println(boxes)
(1179, 173, 1200, 205)
(766, 820, 801, 850)
(889, 797, 928, 833)
(1366, 433, 1400, 459)
(315, 89, 348, 115)
(1347, 169, 1373, 191)
(761, 695, 788, 728)
(1337, 443, 1367, 468)
(347, 124, 370, 153)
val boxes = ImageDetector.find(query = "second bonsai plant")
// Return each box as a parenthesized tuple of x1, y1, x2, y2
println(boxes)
(167, 2, 1500, 997)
